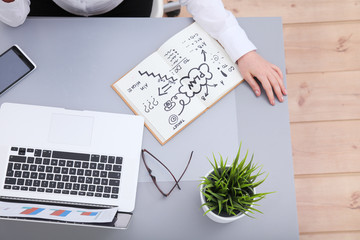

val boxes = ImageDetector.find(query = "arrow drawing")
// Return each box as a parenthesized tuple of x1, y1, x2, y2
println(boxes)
(158, 83, 172, 96)
(201, 50, 207, 62)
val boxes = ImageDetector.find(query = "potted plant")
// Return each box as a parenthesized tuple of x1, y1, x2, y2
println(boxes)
(200, 144, 272, 223)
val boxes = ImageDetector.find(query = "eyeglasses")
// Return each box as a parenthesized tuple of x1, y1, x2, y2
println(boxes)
(141, 149, 193, 197)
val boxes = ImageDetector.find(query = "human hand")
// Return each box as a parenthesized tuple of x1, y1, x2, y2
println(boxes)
(237, 50, 287, 105)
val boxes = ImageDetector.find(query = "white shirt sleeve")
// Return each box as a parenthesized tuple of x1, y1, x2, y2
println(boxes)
(180, 0, 256, 63)
(0, 0, 30, 27)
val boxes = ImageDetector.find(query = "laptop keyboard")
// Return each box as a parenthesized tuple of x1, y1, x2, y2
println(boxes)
(4, 147, 122, 199)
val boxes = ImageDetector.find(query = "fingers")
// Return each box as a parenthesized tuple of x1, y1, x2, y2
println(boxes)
(271, 64, 287, 95)
(243, 73, 261, 97)
(258, 75, 275, 105)
(268, 72, 284, 103)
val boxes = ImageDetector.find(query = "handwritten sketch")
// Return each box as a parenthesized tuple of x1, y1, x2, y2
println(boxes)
(112, 22, 243, 144)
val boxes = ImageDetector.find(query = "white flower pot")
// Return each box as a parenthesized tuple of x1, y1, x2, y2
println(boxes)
(200, 169, 255, 224)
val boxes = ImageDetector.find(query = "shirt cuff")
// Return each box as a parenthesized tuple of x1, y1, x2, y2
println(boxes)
(217, 24, 257, 63)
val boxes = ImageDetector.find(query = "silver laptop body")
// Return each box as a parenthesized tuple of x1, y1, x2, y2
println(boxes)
(0, 103, 144, 213)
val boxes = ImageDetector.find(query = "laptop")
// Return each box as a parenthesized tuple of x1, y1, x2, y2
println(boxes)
(0, 103, 144, 214)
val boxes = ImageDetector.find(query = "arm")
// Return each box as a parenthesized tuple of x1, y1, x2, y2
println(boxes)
(0, 0, 30, 27)
(180, 0, 286, 105)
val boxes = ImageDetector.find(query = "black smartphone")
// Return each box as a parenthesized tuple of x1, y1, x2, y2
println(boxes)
(0, 45, 36, 96)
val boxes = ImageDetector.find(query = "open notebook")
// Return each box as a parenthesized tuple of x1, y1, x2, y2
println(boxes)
(112, 22, 243, 145)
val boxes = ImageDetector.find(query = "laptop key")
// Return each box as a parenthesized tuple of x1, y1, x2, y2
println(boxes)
(38, 173, 46, 179)
(34, 149, 42, 156)
(35, 158, 42, 164)
(70, 191, 78, 195)
(30, 164, 37, 171)
(78, 176, 85, 183)
(49, 181, 56, 188)
(42, 150, 51, 157)
(12, 186, 20, 190)
(18, 148, 26, 155)
(95, 193, 102, 197)
(25, 179, 33, 186)
(100, 155, 107, 163)
(43, 158, 50, 165)
(66, 160, 74, 167)
(73, 184, 80, 190)
(22, 172, 30, 178)
(22, 164, 29, 170)
(45, 166, 53, 172)
(33, 180, 41, 187)
(109, 179, 120, 186)
(116, 157, 123, 164)
(104, 186, 111, 193)
(9, 155, 26, 163)
(17, 179, 25, 185)
(29, 187, 36, 191)
(108, 156, 115, 163)
(21, 186, 28, 191)
(27, 157, 34, 163)
(112, 187, 119, 194)
(5, 178, 16, 184)
(108, 172, 121, 179)
(4, 185, 11, 189)
(87, 192, 94, 196)
(30, 172, 38, 179)
(79, 191, 85, 196)
(38, 165, 45, 172)
(13, 163, 21, 170)
(54, 189, 61, 194)
(91, 155, 100, 162)
(15, 171, 22, 177)
(37, 188, 45, 192)
(11, 147, 18, 151)
(113, 165, 122, 172)
(51, 159, 59, 166)
(103, 194, 110, 198)
(93, 178, 101, 184)
(6, 170, 14, 177)
(46, 174, 54, 180)
(41, 181, 48, 188)
(111, 195, 118, 199)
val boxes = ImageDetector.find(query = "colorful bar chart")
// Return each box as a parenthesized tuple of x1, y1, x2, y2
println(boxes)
(50, 209, 71, 217)
(21, 207, 45, 215)
(79, 211, 98, 216)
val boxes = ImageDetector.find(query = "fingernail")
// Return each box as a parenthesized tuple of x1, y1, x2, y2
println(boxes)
(280, 96, 284, 102)
(284, 89, 288, 95)
(271, 100, 275, 105)
(255, 90, 260, 96)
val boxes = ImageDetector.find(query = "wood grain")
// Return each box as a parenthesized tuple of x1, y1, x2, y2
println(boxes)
(300, 231, 360, 240)
(284, 21, 360, 74)
(287, 71, 360, 122)
(291, 120, 360, 175)
(295, 174, 360, 233)
(174, 0, 360, 24)
(222, 0, 360, 24)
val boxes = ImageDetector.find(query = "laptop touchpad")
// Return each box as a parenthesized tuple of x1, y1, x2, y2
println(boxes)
(48, 113, 94, 146)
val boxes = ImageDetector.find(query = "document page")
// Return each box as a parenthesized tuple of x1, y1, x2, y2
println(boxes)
(0, 201, 117, 223)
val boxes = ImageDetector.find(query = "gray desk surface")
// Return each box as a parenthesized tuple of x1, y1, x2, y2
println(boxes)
(0, 17, 299, 239)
